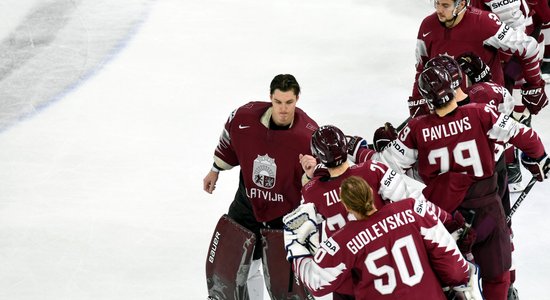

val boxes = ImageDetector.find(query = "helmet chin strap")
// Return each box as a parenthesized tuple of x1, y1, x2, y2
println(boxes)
(452, 3, 467, 17)
(448, 2, 466, 27)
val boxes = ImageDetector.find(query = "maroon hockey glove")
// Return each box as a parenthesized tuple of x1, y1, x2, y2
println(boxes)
(373, 122, 398, 152)
(312, 164, 330, 179)
(456, 52, 492, 84)
(444, 211, 466, 233)
(456, 226, 476, 255)
(408, 97, 430, 118)
(521, 153, 550, 181)
(521, 81, 548, 115)
(346, 135, 368, 158)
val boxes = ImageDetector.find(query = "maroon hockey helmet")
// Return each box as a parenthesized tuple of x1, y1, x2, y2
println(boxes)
(418, 66, 456, 108)
(425, 55, 463, 89)
(311, 125, 348, 168)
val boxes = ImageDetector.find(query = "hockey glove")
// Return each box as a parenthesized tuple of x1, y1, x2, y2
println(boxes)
(444, 211, 466, 234)
(521, 153, 550, 182)
(521, 81, 548, 115)
(451, 262, 484, 300)
(283, 203, 322, 261)
(373, 122, 398, 152)
(346, 135, 368, 162)
(408, 97, 430, 118)
(446, 211, 476, 257)
(312, 164, 331, 180)
(456, 52, 492, 84)
(456, 227, 476, 257)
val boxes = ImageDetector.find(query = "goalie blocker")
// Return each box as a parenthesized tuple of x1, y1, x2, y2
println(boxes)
(206, 215, 312, 300)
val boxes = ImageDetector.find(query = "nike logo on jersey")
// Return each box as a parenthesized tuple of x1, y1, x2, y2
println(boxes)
(422, 32, 431, 37)
(239, 124, 250, 129)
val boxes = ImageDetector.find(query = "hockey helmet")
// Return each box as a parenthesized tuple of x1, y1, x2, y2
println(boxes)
(418, 66, 456, 108)
(311, 125, 348, 168)
(425, 55, 463, 89)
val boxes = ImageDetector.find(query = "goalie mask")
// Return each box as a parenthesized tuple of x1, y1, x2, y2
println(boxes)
(311, 125, 347, 168)
(418, 66, 456, 109)
(425, 55, 463, 89)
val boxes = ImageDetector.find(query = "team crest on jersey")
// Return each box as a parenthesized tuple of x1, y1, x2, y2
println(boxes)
(253, 154, 276, 189)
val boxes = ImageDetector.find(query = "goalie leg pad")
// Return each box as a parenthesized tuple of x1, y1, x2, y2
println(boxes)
(206, 214, 256, 300)
(260, 228, 314, 300)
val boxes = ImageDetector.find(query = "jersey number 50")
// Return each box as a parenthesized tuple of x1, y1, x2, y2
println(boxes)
(366, 234, 423, 295)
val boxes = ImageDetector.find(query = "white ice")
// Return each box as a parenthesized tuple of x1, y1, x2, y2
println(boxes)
(0, 1, 548, 299)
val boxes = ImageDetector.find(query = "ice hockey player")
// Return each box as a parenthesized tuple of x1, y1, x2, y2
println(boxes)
(203, 74, 318, 299)
(408, 0, 546, 119)
(298, 125, 474, 299)
(283, 176, 484, 300)
(381, 65, 550, 299)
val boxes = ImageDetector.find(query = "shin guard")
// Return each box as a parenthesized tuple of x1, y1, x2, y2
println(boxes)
(260, 228, 314, 300)
(206, 214, 256, 300)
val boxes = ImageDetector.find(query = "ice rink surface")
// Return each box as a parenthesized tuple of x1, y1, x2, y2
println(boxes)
(0, 1, 548, 299)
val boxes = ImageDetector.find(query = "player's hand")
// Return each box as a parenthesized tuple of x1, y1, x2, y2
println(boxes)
(346, 135, 368, 161)
(521, 81, 548, 115)
(521, 153, 550, 181)
(283, 203, 322, 261)
(203, 170, 219, 194)
(456, 52, 492, 84)
(299, 154, 317, 179)
(373, 122, 398, 152)
(456, 227, 476, 256)
(408, 97, 430, 118)
(312, 164, 330, 179)
(444, 211, 466, 233)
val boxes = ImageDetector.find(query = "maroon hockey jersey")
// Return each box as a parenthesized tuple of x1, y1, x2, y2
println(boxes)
(213, 101, 318, 222)
(302, 161, 390, 237)
(381, 103, 545, 211)
(293, 199, 469, 299)
(466, 81, 514, 115)
(412, 6, 541, 100)
(302, 160, 452, 296)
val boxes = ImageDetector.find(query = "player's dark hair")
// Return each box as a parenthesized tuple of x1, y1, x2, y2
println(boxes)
(270, 74, 300, 96)
(340, 176, 374, 217)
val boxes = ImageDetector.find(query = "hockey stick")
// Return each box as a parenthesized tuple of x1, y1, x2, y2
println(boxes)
(396, 116, 412, 132)
(506, 176, 538, 223)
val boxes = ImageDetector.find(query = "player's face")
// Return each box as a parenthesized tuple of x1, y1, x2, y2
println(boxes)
(434, 0, 457, 23)
(270, 89, 298, 126)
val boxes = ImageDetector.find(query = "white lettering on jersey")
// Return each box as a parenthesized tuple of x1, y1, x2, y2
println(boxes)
(347, 210, 415, 254)
(323, 189, 341, 207)
(246, 188, 284, 202)
(421, 117, 472, 142)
